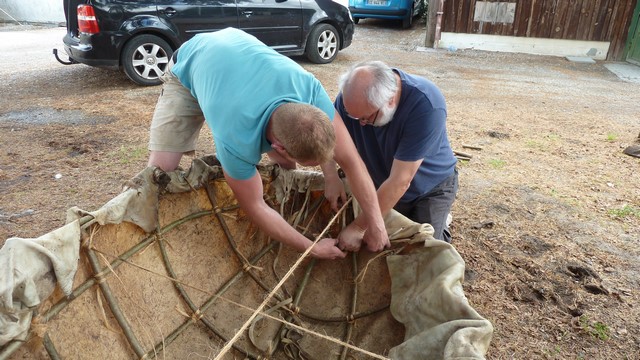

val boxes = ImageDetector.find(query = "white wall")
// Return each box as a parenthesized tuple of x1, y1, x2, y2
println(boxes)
(438, 33, 610, 60)
(0, 0, 65, 24)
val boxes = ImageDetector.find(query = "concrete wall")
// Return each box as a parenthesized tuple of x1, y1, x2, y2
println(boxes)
(438, 33, 611, 60)
(0, 0, 65, 24)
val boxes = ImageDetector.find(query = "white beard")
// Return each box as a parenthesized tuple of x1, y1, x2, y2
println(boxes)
(373, 103, 397, 127)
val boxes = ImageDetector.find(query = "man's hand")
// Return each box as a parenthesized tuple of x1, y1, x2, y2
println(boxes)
(337, 222, 365, 252)
(324, 175, 347, 212)
(308, 238, 347, 259)
(362, 221, 390, 252)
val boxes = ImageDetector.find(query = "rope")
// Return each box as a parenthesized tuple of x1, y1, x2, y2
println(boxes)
(221, 296, 390, 360)
(93, 233, 390, 359)
(213, 197, 353, 360)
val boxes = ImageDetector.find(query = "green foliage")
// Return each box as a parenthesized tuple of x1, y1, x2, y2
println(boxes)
(546, 133, 560, 141)
(592, 321, 611, 341)
(525, 133, 560, 151)
(606, 133, 618, 141)
(419, 0, 428, 19)
(608, 205, 640, 219)
(525, 139, 544, 149)
(488, 159, 506, 169)
(543, 345, 562, 357)
(109, 145, 147, 165)
(579, 315, 610, 341)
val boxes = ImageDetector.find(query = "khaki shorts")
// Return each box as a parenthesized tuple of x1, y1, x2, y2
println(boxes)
(148, 59, 205, 154)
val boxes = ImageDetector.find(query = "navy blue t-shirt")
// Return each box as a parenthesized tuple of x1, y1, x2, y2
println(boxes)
(335, 69, 457, 205)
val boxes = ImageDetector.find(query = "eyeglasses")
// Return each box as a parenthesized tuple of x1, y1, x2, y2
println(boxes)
(348, 109, 380, 126)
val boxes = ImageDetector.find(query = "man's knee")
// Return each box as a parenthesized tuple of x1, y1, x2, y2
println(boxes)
(148, 151, 183, 172)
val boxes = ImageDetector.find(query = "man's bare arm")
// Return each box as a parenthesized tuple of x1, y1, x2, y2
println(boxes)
(354, 158, 421, 227)
(224, 170, 346, 259)
(330, 112, 389, 251)
(320, 160, 347, 212)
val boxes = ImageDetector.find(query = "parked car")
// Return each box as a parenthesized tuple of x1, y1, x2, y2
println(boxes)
(348, 0, 425, 29)
(55, 0, 354, 86)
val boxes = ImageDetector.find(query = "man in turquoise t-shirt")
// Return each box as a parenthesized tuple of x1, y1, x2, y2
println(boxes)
(147, 28, 388, 259)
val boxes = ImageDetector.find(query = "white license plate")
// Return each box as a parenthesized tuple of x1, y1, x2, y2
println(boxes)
(366, 0, 388, 5)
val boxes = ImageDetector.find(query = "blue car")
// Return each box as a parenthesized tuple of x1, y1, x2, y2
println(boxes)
(349, 0, 425, 28)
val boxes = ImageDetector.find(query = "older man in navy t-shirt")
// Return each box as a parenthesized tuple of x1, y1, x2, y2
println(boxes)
(335, 60, 458, 248)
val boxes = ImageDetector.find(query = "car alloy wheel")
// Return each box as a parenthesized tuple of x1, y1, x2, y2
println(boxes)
(305, 23, 339, 64)
(122, 34, 173, 86)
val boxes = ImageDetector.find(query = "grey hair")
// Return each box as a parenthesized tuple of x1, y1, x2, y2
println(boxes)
(338, 60, 397, 108)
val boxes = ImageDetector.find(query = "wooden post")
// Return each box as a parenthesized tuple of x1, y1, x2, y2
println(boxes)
(424, 0, 439, 47)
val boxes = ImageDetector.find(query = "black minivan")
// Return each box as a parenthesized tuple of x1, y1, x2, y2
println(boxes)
(56, 0, 355, 86)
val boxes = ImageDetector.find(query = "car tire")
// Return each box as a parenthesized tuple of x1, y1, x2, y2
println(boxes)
(402, 3, 414, 29)
(121, 34, 173, 86)
(305, 23, 339, 64)
(354, 18, 360, 24)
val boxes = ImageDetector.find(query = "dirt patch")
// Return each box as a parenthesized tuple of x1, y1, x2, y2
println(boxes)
(0, 107, 115, 125)
(1, 20, 639, 358)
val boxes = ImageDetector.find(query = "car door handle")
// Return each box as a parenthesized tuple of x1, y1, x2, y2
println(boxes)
(241, 10, 253, 17)
(161, 7, 177, 17)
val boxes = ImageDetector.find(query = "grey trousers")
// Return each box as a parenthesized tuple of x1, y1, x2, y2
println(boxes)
(393, 168, 459, 243)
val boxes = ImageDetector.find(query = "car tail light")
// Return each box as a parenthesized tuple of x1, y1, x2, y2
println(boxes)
(77, 5, 100, 34)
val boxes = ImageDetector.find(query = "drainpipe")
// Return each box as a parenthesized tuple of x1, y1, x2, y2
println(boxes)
(434, 0, 444, 48)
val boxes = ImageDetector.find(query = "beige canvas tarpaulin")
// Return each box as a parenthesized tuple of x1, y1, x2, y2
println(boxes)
(0, 220, 81, 346)
(0, 156, 493, 359)
(383, 212, 493, 359)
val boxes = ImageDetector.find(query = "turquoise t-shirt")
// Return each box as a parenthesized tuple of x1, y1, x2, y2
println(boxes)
(171, 28, 335, 180)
